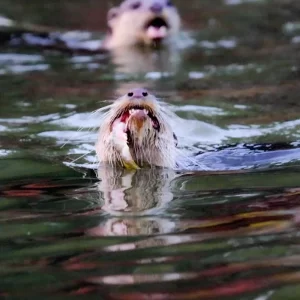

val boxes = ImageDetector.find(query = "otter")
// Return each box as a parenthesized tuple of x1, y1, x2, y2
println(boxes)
(96, 88, 178, 169)
(0, 0, 181, 54)
(103, 0, 181, 49)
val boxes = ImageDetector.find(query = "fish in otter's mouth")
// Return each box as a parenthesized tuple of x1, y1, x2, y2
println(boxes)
(145, 17, 169, 41)
(111, 104, 160, 137)
(96, 88, 178, 169)
(110, 100, 161, 169)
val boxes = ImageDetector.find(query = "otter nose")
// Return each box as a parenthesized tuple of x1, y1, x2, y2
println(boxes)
(150, 2, 163, 14)
(127, 88, 149, 99)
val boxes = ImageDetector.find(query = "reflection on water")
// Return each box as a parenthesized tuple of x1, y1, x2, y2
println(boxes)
(1, 0, 300, 299)
(92, 167, 179, 236)
(110, 45, 182, 75)
(2, 162, 300, 299)
(97, 166, 176, 216)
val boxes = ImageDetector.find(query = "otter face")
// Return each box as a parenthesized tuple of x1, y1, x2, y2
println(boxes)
(105, 0, 181, 49)
(96, 88, 177, 168)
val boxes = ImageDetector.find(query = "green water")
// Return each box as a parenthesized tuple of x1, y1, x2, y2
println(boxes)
(0, 0, 300, 299)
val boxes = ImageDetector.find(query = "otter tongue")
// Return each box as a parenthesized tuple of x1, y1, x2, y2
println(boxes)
(147, 25, 167, 39)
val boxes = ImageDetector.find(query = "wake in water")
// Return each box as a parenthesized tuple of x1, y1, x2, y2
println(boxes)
(39, 95, 300, 172)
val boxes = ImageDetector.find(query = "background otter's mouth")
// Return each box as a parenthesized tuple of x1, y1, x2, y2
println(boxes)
(145, 17, 169, 40)
(112, 106, 160, 132)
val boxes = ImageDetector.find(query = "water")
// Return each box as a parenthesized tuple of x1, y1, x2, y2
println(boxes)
(1, 0, 300, 299)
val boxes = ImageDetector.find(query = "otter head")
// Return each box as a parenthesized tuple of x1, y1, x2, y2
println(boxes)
(105, 0, 181, 49)
(96, 88, 178, 168)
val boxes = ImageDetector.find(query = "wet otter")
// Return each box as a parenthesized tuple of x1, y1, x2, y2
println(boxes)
(104, 0, 181, 49)
(0, 0, 181, 53)
(96, 88, 178, 169)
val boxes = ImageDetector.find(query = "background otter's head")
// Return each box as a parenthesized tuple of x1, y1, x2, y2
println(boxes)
(96, 88, 177, 168)
(105, 0, 181, 49)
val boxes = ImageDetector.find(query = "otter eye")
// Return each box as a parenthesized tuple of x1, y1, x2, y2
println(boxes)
(131, 1, 141, 9)
(109, 12, 117, 19)
(166, 0, 173, 6)
(128, 92, 133, 97)
(142, 92, 148, 97)
(107, 7, 119, 21)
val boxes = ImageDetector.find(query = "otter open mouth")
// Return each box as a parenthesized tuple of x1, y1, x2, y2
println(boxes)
(112, 106, 160, 132)
(145, 17, 169, 40)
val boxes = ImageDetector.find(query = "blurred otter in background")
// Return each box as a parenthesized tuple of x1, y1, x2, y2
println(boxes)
(0, 0, 181, 52)
(104, 0, 182, 73)
(104, 0, 181, 49)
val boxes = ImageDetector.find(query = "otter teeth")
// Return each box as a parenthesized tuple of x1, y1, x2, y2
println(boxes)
(128, 108, 149, 115)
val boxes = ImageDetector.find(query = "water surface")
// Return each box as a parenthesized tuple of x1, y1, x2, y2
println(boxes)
(1, 0, 300, 299)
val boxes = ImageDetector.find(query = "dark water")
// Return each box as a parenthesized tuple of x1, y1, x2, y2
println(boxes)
(1, 0, 300, 299)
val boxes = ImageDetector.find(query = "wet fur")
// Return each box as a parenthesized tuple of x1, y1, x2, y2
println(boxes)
(96, 92, 177, 169)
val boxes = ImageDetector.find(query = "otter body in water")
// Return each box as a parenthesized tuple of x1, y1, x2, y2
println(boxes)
(96, 88, 178, 169)
(104, 0, 181, 49)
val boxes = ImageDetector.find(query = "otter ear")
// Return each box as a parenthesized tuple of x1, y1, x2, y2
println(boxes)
(107, 7, 119, 22)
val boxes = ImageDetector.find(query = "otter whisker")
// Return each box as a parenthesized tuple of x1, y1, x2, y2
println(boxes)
(60, 105, 113, 149)
(69, 150, 95, 164)
(60, 128, 97, 149)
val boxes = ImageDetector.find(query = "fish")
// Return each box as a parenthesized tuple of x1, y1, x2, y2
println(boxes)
(111, 120, 140, 170)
